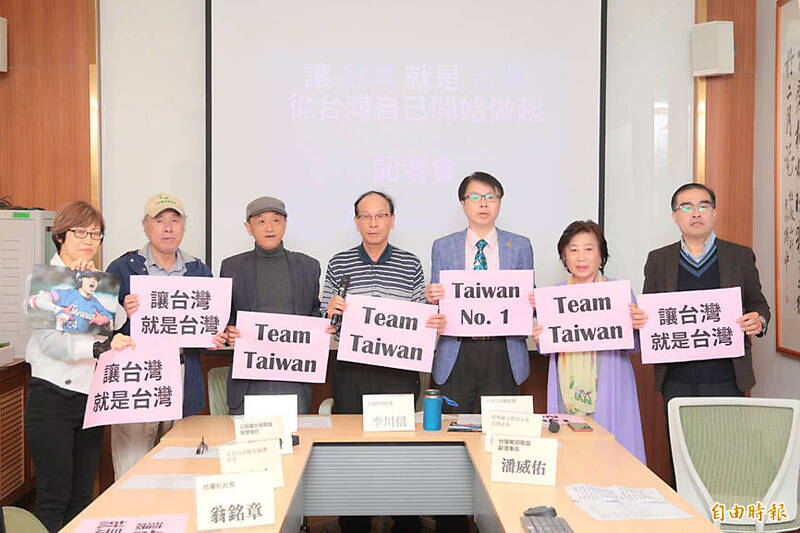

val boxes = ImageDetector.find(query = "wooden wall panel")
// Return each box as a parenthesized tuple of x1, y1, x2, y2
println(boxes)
(0, 0, 93, 210)
(703, 0, 757, 246)
(521, 352, 549, 413)
(630, 353, 670, 482)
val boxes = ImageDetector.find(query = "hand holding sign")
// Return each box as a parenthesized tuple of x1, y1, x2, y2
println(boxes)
(110, 333, 135, 351)
(425, 283, 445, 305)
(426, 313, 447, 334)
(629, 302, 648, 329)
(737, 311, 763, 336)
(123, 293, 139, 316)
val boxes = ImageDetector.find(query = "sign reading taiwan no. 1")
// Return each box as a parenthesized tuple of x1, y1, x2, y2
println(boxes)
(130, 276, 232, 348)
(337, 294, 438, 373)
(439, 270, 534, 336)
(83, 344, 182, 428)
(638, 287, 744, 364)
(535, 280, 634, 354)
(232, 311, 330, 383)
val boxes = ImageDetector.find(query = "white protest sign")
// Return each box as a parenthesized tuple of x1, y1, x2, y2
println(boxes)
(218, 440, 284, 487)
(439, 270, 534, 336)
(362, 394, 415, 432)
(195, 471, 274, 531)
(244, 394, 298, 432)
(490, 436, 558, 486)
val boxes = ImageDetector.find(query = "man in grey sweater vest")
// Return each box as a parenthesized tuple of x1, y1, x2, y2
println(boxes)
(213, 196, 321, 415)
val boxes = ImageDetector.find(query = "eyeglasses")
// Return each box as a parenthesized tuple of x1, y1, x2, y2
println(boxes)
(463, 193, 502, 203)
(356, 213, 391, 223)
(67, 228, 104, 241)
(674, 201, 713, 214)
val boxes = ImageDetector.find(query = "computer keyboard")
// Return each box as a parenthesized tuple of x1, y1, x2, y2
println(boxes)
(520, 515, 575, 533)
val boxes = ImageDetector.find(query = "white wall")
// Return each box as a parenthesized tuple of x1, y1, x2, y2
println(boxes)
(98, 0, 695, 293)
(751, 0, 800, 400)
(604, 0, 694, 291)
(99, 0, 206, 265)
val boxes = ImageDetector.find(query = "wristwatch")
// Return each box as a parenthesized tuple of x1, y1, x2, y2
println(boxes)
(756, 314, 768, 338)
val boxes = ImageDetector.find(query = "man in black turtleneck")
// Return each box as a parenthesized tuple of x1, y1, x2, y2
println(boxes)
(216, 196, 321, 415)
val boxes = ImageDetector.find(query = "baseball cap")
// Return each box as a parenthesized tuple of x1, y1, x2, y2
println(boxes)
(144, 193, 186, 218)
(246, 196, 287, 220)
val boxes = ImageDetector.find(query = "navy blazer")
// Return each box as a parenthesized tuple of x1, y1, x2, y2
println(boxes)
(430, 228, 534, 385)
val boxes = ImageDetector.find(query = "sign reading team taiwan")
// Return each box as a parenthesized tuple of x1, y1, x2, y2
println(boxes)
(26, 265, 119, 335)
(130, 276, 232, 347)
(637, 287, 744, 364)
(438, 270, 534, 337)
(83, 344, 182, 428)
(337, 294, 438, 373)
(534, 280, 634, 354)
(232, 311, 330, 383)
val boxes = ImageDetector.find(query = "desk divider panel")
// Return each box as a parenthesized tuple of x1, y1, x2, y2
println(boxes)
(302, 442, 475, 515)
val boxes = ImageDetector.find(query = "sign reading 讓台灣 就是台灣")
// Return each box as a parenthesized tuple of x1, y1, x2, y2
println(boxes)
(83, 344, 182, 428)
(637, 287, 744, 364)
(130, 276, 231, 348)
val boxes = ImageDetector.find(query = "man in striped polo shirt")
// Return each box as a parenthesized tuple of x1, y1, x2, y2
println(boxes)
(323, 191, 445, 533)
(323, 191, 445, 415)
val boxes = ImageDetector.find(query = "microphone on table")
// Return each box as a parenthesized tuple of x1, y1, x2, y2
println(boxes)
(330, 275, 351, 330)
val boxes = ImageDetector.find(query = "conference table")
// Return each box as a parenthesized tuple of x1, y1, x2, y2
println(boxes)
(62, 415, 719, 533)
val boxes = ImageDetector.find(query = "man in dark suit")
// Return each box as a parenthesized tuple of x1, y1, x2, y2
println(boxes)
(213, 196, 321, 415)
(638, 182, 770, 410)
